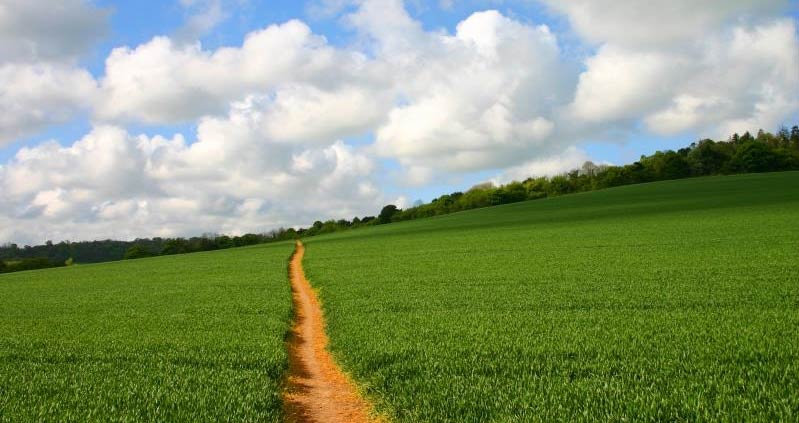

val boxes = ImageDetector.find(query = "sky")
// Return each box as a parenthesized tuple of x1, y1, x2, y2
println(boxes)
(0, 0, 797, 244)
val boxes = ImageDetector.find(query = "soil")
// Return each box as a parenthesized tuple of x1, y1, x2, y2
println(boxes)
(283, 241, 382, 423)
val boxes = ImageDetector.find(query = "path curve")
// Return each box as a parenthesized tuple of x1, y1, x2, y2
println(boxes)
(283, 240, 381, 423)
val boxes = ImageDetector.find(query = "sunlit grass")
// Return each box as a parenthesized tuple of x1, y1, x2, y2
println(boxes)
(0, 241, 295, 422)
(304, 172, 799, 422)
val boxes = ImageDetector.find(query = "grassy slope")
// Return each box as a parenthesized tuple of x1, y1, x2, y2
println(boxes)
(303, 172, 799, 422)
(0, 241, 294, 422)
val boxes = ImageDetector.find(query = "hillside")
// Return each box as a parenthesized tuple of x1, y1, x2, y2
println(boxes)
(2, 172, 797, 422)
(0, 242, 294, 422)
(302, 172, 799, 422)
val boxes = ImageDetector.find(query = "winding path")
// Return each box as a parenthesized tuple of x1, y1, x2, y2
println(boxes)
(283, 241, 381, 423)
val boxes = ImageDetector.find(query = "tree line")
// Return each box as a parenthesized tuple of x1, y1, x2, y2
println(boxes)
(383, 125, 799, 222)
(2, 125, 797, 273)
(0, 231, 298, 272)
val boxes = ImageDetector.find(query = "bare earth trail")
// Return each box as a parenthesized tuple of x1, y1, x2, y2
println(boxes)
(283, 241, 382, 423)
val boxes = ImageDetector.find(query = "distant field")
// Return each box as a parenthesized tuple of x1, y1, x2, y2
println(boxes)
(303, 172, 799, 422)
(0, 242, 294, 422)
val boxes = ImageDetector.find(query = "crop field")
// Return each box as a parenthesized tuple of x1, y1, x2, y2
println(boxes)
(0, 241, 294, 422)
(303, 172, 799, 422)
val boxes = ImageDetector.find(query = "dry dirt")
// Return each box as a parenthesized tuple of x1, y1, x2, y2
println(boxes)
(283, 241, 382, 423)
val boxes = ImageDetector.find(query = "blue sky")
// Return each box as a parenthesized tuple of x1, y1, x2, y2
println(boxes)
(0, 0, 797, 243)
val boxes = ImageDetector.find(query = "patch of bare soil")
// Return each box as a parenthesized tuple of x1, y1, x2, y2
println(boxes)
(283, 241, 382, 423)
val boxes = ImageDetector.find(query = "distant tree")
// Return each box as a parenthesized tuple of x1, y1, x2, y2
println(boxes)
(378, 205, 400, 224)
(6, 258, 64, 272)
(161, 239, 189, 255)
(491, 181, 527, 205)
(234, 234, 261, 247)
(791, 126, 799, 148)
(549, 175, 573, 195)
(641, 151, 691, 180)
(778, 126, 790, 144)
(729, 141, 780, 173)
(580, 161, 600, 177)
(0, 260, 6, 272)
(124, 245, 155, 260)
(216, 235, 235, 249)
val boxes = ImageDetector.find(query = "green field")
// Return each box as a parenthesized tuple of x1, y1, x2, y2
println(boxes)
(0, 242, 294, 422)
(303, 172, 799, 422)
(2, 173, 797, 422)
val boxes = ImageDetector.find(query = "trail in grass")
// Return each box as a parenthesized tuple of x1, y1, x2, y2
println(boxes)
(283, 240, 380, 423)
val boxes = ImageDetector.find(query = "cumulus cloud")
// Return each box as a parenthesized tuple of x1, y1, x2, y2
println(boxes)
(542, 0, 788, 48)
(369, 8, 576, 177)
(492, 147, 592, 185)
(97, 19, 383, 124)
(0, 0, 108, 63)
(0, 63, 97, 146)
(644, 20, 799, 136)
(0, 101, 383, 243)
(175, 0, 227, 42)
(552, 0, 799, 137)
(0, 0, 106, 145)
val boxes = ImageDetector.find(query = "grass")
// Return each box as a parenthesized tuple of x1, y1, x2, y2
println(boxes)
(0, 241, 295, 422)
(303, 172, 799, 422)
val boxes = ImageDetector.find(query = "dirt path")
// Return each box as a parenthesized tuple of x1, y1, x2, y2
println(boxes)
(283, 241, 381, 423)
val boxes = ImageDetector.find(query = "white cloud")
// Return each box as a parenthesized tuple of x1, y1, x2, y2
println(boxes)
(175, 0, 227, 42)
(371, 9, 574, 176)
(0, 100, 384, 243)
(645, 20, 799, 136)
(0, 0, 108, 63)
(493, 146, 591, 184)
(557, 1, 798, 138)
(542, 0, 788, 48)
(97, 19, 379, 124)
(0, 0, 106, 145)
(570, 46, 679, 122)
(259, 85, 390, 144)
(0, 63, 97, 145)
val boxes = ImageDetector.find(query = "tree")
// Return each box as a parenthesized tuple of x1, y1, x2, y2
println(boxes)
(491, 181, 527, 204)
(580, 161, 600, 177)
(778, 126, 790, 145)
(549, 175, 573, 195)
(378, 204, 400, 224)
(688, 140, 730, 175)
(0, 260, 6, 273)
(216, 235, 235, 249)
(161, 239, 189, 255)
(124, 245, 154, 260)
(729, 141, 780, 173)
(791, 126, 799, 149)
